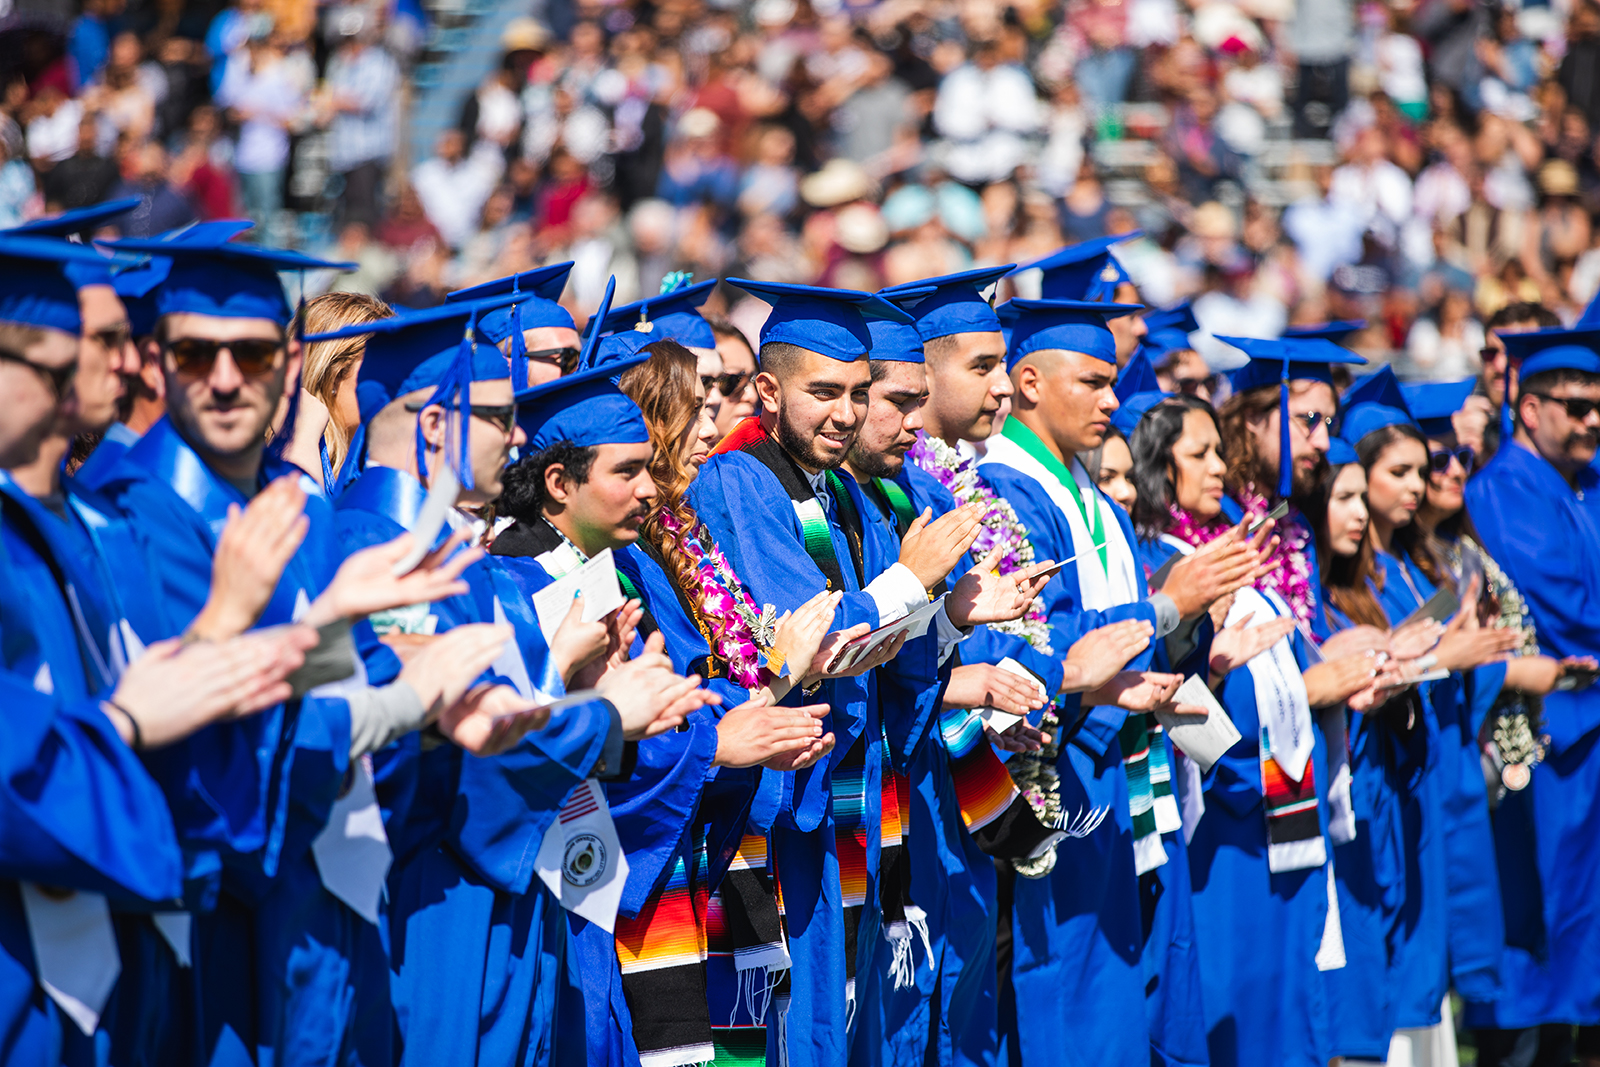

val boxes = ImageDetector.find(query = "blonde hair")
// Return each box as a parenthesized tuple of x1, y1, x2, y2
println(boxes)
(295, 292, 392, 473)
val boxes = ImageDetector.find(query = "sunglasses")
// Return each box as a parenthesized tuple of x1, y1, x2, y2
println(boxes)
(712, 371, 751, 396)
(404, 400, 519, 434)
(1429, 445, 1476, 474)
(0, 347, 77, 397)
(1529, 392, 1600, 420)
(1291, 411, 1335, 433)
(164, 336, 285, 377)
(525, 346, 580, 373)
(1172, 374, 1218, 396)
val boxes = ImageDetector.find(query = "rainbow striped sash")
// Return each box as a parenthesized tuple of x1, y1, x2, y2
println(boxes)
(939, 705, 1065, 861)
(616, 844, 713, 1067)
(1261, 727, 1326, 873)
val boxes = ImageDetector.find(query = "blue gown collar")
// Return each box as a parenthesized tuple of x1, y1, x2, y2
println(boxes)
(336, 464, 431, 533)
(125, 417, 248, 536)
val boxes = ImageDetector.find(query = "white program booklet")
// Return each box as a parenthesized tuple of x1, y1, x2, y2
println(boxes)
(1155, 674, 1243, 773)
(531, 547, 627, 642)
(977, 657, 1048, 735)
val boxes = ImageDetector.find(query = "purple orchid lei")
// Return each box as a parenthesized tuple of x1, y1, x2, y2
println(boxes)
(1166, 489, 1317, 626)
(908, 431, 1053, 653)
(656, 507, 777, 691)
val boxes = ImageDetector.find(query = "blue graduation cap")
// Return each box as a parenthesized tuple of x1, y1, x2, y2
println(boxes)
(594, 327, 659, 366)
(516, 276, 651, 453)
(1400, 378, 1477, 438)
(879, 264, 1013, 343)
(447, 262, 576, 390)
(99, 221, 352, 325)
(866, 317, 926, 363)
(1003, 298, 1143, 370)
(1326, 438, 1358, 466)
(1139, 301, 1200, 362)
(1110, 350, 1170, 435)
(1010, 232, 1142, 301)
(1336, 366, 1416, 449)
(587, 276, 718, 351)
(1285, 320, 1367, 343)
(7, 197, 141, 238)
(727, 278, 913, 362)
(0, 234, 135, 334)
(112, 257, 172, 338)
(1500, 325, 1600, 380)
(1219, 335, 1369, 498)
(305, 291, 530, 490)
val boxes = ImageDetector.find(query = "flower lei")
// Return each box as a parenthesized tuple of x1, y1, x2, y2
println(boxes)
(655, 507, 781, 691)
(908, 432, 1053, 653)
(1169, 488, 1316, 625)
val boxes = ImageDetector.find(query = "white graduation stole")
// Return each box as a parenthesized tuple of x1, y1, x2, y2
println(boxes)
(535, 780, 629, 933)
(294, 590, 395, 925)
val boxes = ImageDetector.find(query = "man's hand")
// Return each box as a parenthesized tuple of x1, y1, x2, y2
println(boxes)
(773, 591, 843, 687)
(437, 684, 552, 755)
(1060, 620, 1154, 694)
(943, 663, 1048, 717)
(1303, 653, 1381, 708)
(1208, 611, 1296, 681)
(946, 551, 1056, 628)
(829, 629, 909, 677)
(107, 625, 319, 749)
(1084, 670, 1183, 711)
(897, 503, 983, 589)
(569, 600, 646, 689)
(399, 623, 514, 715)
(714, 698, 829, 768)
(1386, 618, 1446, 662)
(548, 594, 610, 684)
(189, 476, 309, 641)
(306, 530, 481, 628)
(595, 636, 723, 739)
(1455, 395, 1491, 458)
(1318, 624, 1391, 661)
(1432, 587, 1521, 672)
(987, 718, 1053, 753)
(762, 728, 837, 771)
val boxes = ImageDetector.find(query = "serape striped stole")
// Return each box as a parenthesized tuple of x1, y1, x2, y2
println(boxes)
(1119, 714, 1181, 875)
(1260, 727, 1325, 873)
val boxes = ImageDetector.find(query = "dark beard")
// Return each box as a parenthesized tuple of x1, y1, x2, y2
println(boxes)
(846, 442, 903, 479)
(776, 405, 850, 470)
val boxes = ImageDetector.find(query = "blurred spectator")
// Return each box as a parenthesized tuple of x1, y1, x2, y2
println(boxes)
(560, 191, 640, 316)
(322, 16, 400, 229)
(377, 183, 443, 253)
(217, 31, 305, 246)
(170, 106, 237, 220)
(1164, 87, 1243, 204)
(739, 125, 800, 218)
(111, 142, 197, 237)
(320, 222, 400, 296)
(1289, 0, 1354, 138)
(206, 0, 270, 94)
(1331, 126, 1414, 238)
(0, 133, 36, 229)
(41, 117, 119, 211)
(1284, 163, 1367, 286)
(69, 0, 123, 91)
(835, 50, 910, 168)
(657, 108, 739, 213)
(933, 37, 1042, 187)
(382, 237, 452, 308)
(411, 129, 504, 250)
(83, 33, 158, 145)
(26, 89, 86, 167)
(1406, 287, 1485, 379)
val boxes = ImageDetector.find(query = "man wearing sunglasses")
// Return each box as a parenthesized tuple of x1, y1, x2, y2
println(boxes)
(1463, 327, 1600, 1056)
(1463, 301, 1561, 464)
(447, 261, 580, 390)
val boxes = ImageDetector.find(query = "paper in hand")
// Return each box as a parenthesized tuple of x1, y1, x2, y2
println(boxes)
(828, 595, 946, 673)
(978, 657, 1047, 734)
(390, 462, 460, 576)
(531, 548, 627, 642)
(1155, 675, 1242, 773)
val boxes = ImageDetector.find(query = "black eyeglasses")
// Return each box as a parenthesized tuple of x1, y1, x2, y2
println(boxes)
(164, 336, 285, 377)
(525, 346, 580, 373)
(0, 347, 77, 397)
(1429, 445, 1476, 475)
(1528, 392, 1600, 421)
(1291, 411, 1335, 433)
(404, 400, 518, 433)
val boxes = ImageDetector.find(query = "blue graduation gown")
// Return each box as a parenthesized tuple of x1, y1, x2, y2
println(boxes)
(689, 447, 897, 1067)
(0, 479, 186, 1067)
(1139, 533, 1334, 1067)
(974, 450, 1156, 1067)
(1369, 548, 1506, 1028)
(334, 465, 616, 1067)
(1310, 599, 1411, 1061)
(1464, 441, 1600, 1029)
(94, 417, 389, 1067)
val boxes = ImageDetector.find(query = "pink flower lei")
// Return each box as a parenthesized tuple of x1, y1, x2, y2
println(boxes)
(655, 507, 776, 691)
(1165, 489, 1317, 626)
(908, 431, 1053, 653)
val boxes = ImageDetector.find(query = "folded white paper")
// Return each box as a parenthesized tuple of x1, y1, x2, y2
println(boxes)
(311, 756, 393, 925)
(531, 547, 627, 643)
(390, 463, 460, 576)
(977, 657, 1047, 735)
(20, 884, 120, 1035)
(1155, 675, 1242, 773)
(830, 595, 947, 673)
(536, 780, 629, 934)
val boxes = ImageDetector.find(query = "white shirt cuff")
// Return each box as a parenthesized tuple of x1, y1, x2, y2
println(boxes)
(864, 563, 928, 626)
(934, 605, 969, 666)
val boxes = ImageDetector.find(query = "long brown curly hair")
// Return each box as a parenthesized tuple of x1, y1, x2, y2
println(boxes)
(1217, 380, 1329, 502)
(617, 340, 725, 661)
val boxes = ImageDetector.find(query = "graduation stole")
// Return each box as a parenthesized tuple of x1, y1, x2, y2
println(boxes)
(1117, 716, 1180, 875)
(705, 834, 790, 1063)
(869, 475, 1068, 863)
(615, 839, 715, 1067)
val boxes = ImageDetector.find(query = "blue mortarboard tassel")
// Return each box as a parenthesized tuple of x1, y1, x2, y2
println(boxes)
(412, 309, 481, 491)
(1502, 356, 1514, 444)
(510, 297, 527, 392)
(1278, 352, 1294, 500)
